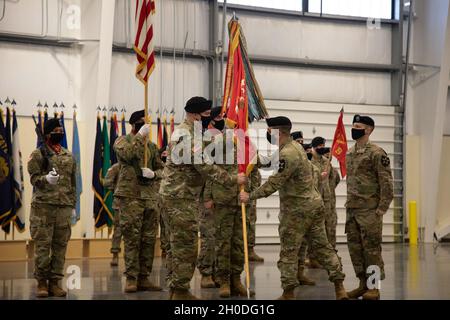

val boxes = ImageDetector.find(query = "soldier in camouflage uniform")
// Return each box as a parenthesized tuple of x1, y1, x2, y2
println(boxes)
(312, 137, 337, 249)
(104, 163, 122, 267)
(240, 117, 348, 300)
(345, 115, 393, 300)
(113, 110, 164, 293)
(28, 118, 76, 298)
(160, 97, 247, 300)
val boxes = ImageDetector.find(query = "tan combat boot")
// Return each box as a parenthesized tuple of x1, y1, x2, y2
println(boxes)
(334, 280, 349, 300)
(110, 253, 119, 267)
(48, 279, 67, 297)
(248, 248, 264, 262)
(231, 276, 255, 297)
(219, 282, 231, 298)
(277, 287, 295, 300)
(362, 289, 380, 300)
(36, 280, 48, 298)
(124, 277, 138, 293)
(137, 276, 162, 291)
(297, 268, 316, 286)
(201, 275, 216, 288)
(347, 277, 368, 299)
(172, 288, 200, 300)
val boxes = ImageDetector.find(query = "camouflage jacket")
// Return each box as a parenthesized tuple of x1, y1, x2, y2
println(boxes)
(250, 138, 323, 211)
(311, 162, 322, 192)
(329, 167, 341, 203)
(27, 147, 76, 207)
(104, 163, 121, 191)
(345, 141, 394, 212)
(114, 133, 164, 201)
(203, 133, 259, 205)
(312, 154, 332, 202)
(159, 119, 237, 200)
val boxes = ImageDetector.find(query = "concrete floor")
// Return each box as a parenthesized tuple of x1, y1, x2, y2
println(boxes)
(1, 243, 450, 300)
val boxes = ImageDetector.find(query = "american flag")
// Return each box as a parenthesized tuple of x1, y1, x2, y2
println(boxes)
(134, 0, 156, 84)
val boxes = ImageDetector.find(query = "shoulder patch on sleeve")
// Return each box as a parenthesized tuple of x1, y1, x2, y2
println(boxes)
(278, 159, 286, 173)
(381, 155, 390, 167)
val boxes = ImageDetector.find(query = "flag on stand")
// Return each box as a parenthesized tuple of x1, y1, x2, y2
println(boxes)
(102, 116, 114, 228)
(134, 0, 157, 85)
(170, 109, 175, 138)
(157, 111, 163, 149)
(36, 106, 43, 148)
(11, 106, 25, 231)
(121, 111, 127, 136)
(0, 107, 14, 234)
(43, 104, 49, 124)
(59, 111, 68, 149)
(331, 108, 348, 178)
(1, 106, 13, 233)
(110, 112, 119, 165)
(72, 109, 82, 225)
(221, 17, 268, 175)
(162, 111, 168, 149)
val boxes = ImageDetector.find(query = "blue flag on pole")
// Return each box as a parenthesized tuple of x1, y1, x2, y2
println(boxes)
(0, 107, 14, 234)
(72, 110, 82, 225)
(12, 107, 25, 231)
(60, 111, 68, 149)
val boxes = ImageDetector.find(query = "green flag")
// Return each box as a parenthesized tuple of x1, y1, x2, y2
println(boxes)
(101, 116, 114, 227)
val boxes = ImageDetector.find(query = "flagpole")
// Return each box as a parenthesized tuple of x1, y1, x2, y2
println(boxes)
(144, 82, 149, 166)
(11, 221, 14, 240)
(240, 185, 251, 299)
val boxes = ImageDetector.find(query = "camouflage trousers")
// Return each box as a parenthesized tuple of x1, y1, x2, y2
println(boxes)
(197, 206, 216, 277)
(162, 197, 199, 290)
(110, 199, 122, 254)
(117, 197, 158, 280)
(346, 208, 385, 280)
(160, 203, 172, 285)
(248, 200, 257, 249)
(214, 204, 245, 283)
(30, 203, 72, 281)
(278, 205, 345, 290)
(159, 210, 169, 255)
(308, 200, 336, 260)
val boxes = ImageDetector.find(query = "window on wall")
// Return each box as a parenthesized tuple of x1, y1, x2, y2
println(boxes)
(219, 0, 302, 12)
(308, 0, 393, 19)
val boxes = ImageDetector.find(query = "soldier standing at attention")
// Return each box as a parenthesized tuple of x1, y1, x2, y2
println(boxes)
(104, 163, 122, 267)
(240, 117, 348, 300)
(345, 115, 393, 300)
(114, 110, 164, 293)
(28, 118, 76, 298)
(160, 97, 247, 300)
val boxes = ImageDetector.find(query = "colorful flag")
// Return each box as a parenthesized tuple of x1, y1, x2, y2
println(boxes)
(36, 109, 43, 148)
(92, 114, 107, 230)
(222, 18, 268, 175)
(0, 107, 14, 234)
(72, 109, 82, 225)
(59, 111, 68, 149)
(170, 109, 175, 138)
(1, 107, 14, 233)
(11, 107, 25, 231)
(162, 112, 168, 149)
(331, 108, 348, 178)
(121, 111, 127, 136)
(157, 111, 163, 148)
(102, 116, 114, 227)
(110, 113, 119, 165)
(134, 0, 156, 84)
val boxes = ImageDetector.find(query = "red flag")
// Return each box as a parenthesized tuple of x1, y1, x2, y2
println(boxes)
(157, 113, 163, 148)
(134, 0, 156, 84)
(331, 108, 348, 178)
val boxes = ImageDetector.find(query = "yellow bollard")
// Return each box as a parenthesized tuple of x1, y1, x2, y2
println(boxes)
(409, 201, 418, 245)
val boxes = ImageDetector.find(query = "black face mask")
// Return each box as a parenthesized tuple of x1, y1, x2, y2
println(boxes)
(201, 116, 211, 130)
(49, 132, 64, 144)
(161, 156, 167, 163)
(212, 119, 225, 131)
(307, 153, 313, 161)
(134, 121, 145, 132)
(351, 128, 366, 140)
(316, 148, 328, 156)
(266, 131, 278, 145)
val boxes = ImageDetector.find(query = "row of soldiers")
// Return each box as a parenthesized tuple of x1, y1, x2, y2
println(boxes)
(27, 96, 393, 300)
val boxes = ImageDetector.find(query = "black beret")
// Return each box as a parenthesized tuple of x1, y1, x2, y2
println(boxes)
(311, 136, 326, 148)
(185, 96, 212, 113)
(44, 118, 62, 135)
(291, 131, 303, 140)
(265, 116, 292, 129)
(210, 106, 222, 119)
(353, 114, 375, 127)
(129, 110, 145, 125)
